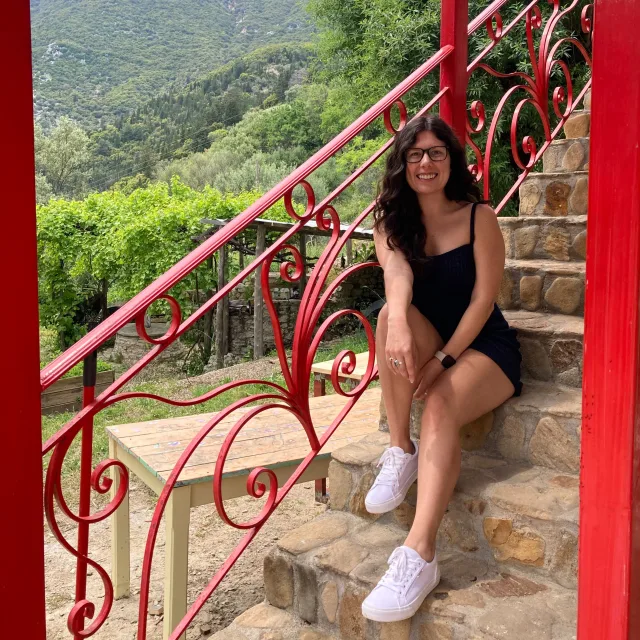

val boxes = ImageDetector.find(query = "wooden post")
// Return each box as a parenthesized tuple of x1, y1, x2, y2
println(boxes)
(299, 231, 307, 295)
(578, 4, 640, 639)
(346, 238, 353, 266)
(0, 3, 47, 639)
(215, 244, 228, 369)
(254, 223, 266, 359)
(439, 0, 468, 142)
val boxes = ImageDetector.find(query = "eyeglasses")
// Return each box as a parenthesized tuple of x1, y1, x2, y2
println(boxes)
(404, 146, 449, 163)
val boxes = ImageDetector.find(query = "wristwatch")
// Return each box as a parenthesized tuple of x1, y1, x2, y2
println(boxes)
(434, 350, 457, 369)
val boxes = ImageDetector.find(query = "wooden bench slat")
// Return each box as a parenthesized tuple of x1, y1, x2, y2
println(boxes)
(310, 352, 376, 380)
(106, 387, 382, 486)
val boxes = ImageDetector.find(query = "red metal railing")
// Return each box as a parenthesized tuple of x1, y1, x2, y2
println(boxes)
(39, 1, 592, 638)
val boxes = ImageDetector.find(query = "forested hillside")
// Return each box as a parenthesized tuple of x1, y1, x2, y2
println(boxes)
(30, 0, 314, 129)
(89, 44, 315, 191)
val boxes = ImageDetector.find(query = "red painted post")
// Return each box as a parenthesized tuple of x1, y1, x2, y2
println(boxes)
(439, 0, 468, 142)
(578, 1, 640, 638)
(0, 2, 47, 638)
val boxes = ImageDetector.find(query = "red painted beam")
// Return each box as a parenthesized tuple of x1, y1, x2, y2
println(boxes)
(579, 1, 640, 638)
(0, 1, 46, 637)
(439, 0, 469, 142)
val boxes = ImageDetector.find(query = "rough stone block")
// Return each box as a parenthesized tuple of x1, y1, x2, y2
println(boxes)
(483, 518, 545, 566)
(320, 581, 339, 624)
(543, 227, 571, 261)
(519, 181, 542, 215)
(520, 338, 553, 381)
(514, 226, 540, 258)
(315, 538, 369, 575)
(278, 513, 350, 555)
(496, 414, 526, 460)
(418, 621, 454, 639)
(562, 141, 586, 171)
(550, 339, 582, 372)
(572, 230, 587, 259)
(349, 470, 379, 520)
(544, 277, 583, 314)
(544, 181, 571, 216)
(328, 461, 352, 511)
(379, 619, 411, 640)
(520, 276, 544, 311)
(295, 564, 318, 623)
(235, 604, 295, 629)
(502, 228, 513, 257)
(264, 554, 294, 609)
(478, 600, 554, 639)
(570, 176, 589, 215)
(564, 111, 590, 138)
(530, 416, 580, 472)
(497, 271, 514, 309)
(338, 589, 368, 640)
(550, 530, 578, 589)
(460, 412, 494, 451)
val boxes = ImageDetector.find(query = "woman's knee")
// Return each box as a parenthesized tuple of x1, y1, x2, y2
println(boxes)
(421, 390, 455, 432)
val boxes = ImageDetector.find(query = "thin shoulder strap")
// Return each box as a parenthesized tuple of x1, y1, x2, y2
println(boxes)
(470, 202, 478, 246)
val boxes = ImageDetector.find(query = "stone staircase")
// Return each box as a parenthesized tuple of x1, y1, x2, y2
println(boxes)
(212, 93, 590, 640)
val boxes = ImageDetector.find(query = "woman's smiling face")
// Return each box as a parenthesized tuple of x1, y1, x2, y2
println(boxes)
(404, 130, 451, 197)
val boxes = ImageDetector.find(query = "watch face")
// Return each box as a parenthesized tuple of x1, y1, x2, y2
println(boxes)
(443, 355, 456, 368)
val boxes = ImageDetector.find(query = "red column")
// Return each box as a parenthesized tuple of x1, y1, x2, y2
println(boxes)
(0, 2, 47, 637)
(578, 1, 640, 638)
(439, 0, 468, 142)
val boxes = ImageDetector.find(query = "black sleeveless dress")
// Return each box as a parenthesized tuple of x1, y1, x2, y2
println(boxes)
(411, 202, 523, 396)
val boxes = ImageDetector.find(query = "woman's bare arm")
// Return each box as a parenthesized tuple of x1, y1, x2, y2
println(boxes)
(441, 204, 505, 359)
(374, 226, 418, 382)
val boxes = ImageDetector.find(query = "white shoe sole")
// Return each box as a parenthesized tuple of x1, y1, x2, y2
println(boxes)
(361, 571, 441, 622)
(364, 466, 418, 514)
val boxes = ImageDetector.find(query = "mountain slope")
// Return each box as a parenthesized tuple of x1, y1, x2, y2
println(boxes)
(30, 0, 315, 129)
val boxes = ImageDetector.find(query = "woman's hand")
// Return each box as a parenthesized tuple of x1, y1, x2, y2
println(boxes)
(413, 357, 445, 399)
(385, 316, 418, 384)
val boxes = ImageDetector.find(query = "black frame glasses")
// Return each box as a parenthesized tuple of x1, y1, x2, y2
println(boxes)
(403, 145, 449, 163)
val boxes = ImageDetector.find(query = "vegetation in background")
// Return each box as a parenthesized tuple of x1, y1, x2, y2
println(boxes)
(31, 0, 315, 130)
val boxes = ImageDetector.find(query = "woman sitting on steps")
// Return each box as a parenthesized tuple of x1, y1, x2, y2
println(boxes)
(361, 115, 523, 623)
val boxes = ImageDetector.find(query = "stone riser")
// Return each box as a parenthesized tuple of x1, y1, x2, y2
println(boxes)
(518, 172, 588, 217)
(378, 381, 581, 475)
(543, 137, 589, 173)
(504, 310, 584, 388)
(262, 511, 578, 640)
(500, 215, 587, 263)
(563, 109, 590, 140)
(327, 437, 578, 590)
(499, 260, 585, 317)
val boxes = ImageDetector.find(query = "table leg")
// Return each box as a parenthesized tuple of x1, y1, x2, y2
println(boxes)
(110, 439, 130, 599)
(313, 375, 326, 397)
(163, 485, 191, 640)
(315, 478, 328, 504)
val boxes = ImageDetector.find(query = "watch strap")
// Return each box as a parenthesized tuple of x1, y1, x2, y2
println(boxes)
(435, 350, 457, 369)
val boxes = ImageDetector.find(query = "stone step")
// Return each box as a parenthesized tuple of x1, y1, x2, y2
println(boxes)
(489, 380, 581, 474)
(504, 310, 583, 387)
(499, 215, 586, 262)
(262, 510, 577, 639)
(328, 436, 578, 588)
(499, 259, 585, 316)
(518, 171, 588, 217)
(563, 109, 590, 139)
(543, 137, 589, 173)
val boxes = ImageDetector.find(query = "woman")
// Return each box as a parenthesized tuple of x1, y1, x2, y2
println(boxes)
(360, 115, 522, 623)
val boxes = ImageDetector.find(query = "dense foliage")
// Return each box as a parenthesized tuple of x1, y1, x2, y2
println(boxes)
(31, 0, 315, 130)
(36, 179, 291, 347)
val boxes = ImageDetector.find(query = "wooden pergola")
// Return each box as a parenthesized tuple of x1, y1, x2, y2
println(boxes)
(198, 217, 374, 366)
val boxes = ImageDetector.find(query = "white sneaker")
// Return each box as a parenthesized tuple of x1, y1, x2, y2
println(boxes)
(364, 441, 419, 514)
(361, 546, 440, 622)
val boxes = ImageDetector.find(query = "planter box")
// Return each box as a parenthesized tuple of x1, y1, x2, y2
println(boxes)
(41, 370, 115, 415)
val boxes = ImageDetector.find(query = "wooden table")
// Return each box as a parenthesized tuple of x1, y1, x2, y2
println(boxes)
(107, 386, 381, 639)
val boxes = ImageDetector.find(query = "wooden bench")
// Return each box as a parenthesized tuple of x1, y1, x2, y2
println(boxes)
(310, 352, 378, 397)
(107, 386, 381, 640)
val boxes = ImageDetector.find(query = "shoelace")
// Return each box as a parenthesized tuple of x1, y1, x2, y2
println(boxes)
(379, 547, 422, 591)
(374, 447, 408, 488)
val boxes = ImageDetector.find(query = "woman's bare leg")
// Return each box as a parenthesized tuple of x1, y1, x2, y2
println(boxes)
(376, 304, 443, 453)
(403, 349, 515, 561)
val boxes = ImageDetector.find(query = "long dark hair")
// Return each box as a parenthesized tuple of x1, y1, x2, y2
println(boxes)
(374, 115, 481, 264)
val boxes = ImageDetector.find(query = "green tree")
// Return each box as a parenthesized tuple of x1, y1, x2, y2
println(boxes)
(35, 117, 92, 199)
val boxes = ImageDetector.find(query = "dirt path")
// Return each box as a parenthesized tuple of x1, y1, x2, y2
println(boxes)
(45, 477, 327, 639)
